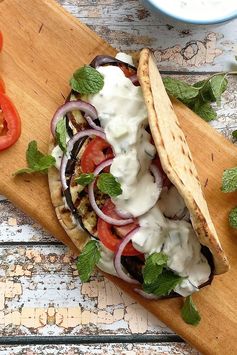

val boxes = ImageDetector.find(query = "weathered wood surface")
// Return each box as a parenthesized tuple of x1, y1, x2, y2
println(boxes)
(57, 0, 237, 72)
(0, 343, 199, 355)
(0, 0, 236, 353)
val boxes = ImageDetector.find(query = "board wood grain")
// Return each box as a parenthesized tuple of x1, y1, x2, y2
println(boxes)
(0, 1, 237, 354)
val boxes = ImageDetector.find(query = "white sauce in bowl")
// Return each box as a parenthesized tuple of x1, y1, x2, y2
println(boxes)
(150, 0, 237, 23)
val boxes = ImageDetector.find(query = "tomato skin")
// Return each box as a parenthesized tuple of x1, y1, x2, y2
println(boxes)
(0, 77, 6, 93)
(81, 137, 113, 173)
(118, 63, 136, 78)
(0, 93, 21, 151)
(0, 31, 3, 52)
(97, 200, 140, 256)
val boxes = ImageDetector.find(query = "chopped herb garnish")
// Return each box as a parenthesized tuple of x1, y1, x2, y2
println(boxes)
(70, 65, 104, 94)
(142, 252, 183, 297)
(76, 240, 101, 282)
(55, 118, 67, 153)
(229, 207, 237, 228)
(181, 296, 201, 326)
(75, 173, 95, 186)
(97, 173, 122, 197)
(142, 252, 168, 285)
(222, 167, 237, 193)
(232, 130, 237, 140)
(14, 141, 55, 175)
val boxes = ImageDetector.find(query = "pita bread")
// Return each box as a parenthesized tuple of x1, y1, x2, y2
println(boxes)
(48, 137, 89, 253)
(137, 48, 229, 275)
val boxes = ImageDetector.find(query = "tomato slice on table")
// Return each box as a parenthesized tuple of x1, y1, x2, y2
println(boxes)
(81, 137, 113, 173)
(97, 199, 140, 256)
(0, 93, 21, 151)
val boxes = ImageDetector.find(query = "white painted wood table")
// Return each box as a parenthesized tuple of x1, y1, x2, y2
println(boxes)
(0, 1, 237, 354)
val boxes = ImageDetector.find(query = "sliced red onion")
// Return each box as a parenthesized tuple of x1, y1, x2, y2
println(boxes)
(60, 129, 106, 191)
(129, 74, 139, 86)
(115, 207, 133, 219)
(150, 164, 163, 189)
(90, 55, 136, 71)
(114, 227, 140, 284)
(84, 115, 104, 132)
(88, 159, 134, 226)
(51, 100, 98, 137)
(134, 288, 159, 300)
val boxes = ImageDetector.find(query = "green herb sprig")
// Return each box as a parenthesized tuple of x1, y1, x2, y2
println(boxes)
(14, 141, 55, 175)
(163, 71, 237, 122)
(181, 296, 201, 326)
(70, 65, 104, 94)
(76, 240, 101, 282)
(75, 172, 122, 197)
(55, 118, 67, 153)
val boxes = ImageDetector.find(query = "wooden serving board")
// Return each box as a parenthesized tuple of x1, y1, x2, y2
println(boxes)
(0, 1, 237, 353)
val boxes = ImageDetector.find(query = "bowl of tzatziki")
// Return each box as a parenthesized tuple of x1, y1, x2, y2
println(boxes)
(143, 0, 237, 24)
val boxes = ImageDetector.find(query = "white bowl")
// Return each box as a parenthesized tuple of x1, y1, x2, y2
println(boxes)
(143, 0, 237, 24)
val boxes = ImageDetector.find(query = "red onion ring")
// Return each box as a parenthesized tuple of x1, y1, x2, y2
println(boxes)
(60, 129, 106, 191)
(134, 288, 159, 300)
(84, 115, 104, 132)
(129, 74, 139, 86)
(114, 227, 140, 284)
(88, 159, 134, 226)
(51, 100, 98, 137)
(115, 207, 133, 219)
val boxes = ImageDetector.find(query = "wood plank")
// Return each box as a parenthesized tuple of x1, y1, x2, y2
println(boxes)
(58, 0, 237, 72)
(0, 343, 199, 355)
(0, 1, 237, 353)
(0, 245, 169, 336)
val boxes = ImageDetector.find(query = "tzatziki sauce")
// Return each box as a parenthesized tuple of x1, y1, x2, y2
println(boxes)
(155, 0, 236, 22)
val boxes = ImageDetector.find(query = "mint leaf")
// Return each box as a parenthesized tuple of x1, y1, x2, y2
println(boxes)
(70, 65, 104, 94)
(193, 100, 217, 122)
(26, 140, 44, 167)
(143, 252, 168, 285)
(143, 269, 183, 297)
(229, 207, 237, 228)
(97, 173, 122, 197)
(14, 141, 55, 175)
(75, 173, 95, 186)
(76, 240, 101, 282)
(222, 167, 237, 193)
(163, 74, 230, 122)
(232, 130, 237, 139)
(181, 296, 201, 326)
(55, 118, 67, 153)
(207, 74, 228, 105)
(163, 77, 199, 101)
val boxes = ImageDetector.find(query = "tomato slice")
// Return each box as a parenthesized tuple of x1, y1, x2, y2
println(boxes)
(0, 77, 5, 94)
(97, 200, 140, 256)
(118, 63, 136, 78)
(0, 31, 3, 52)
(0, 93, 21, 151)
(81, 137, 113, 173)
